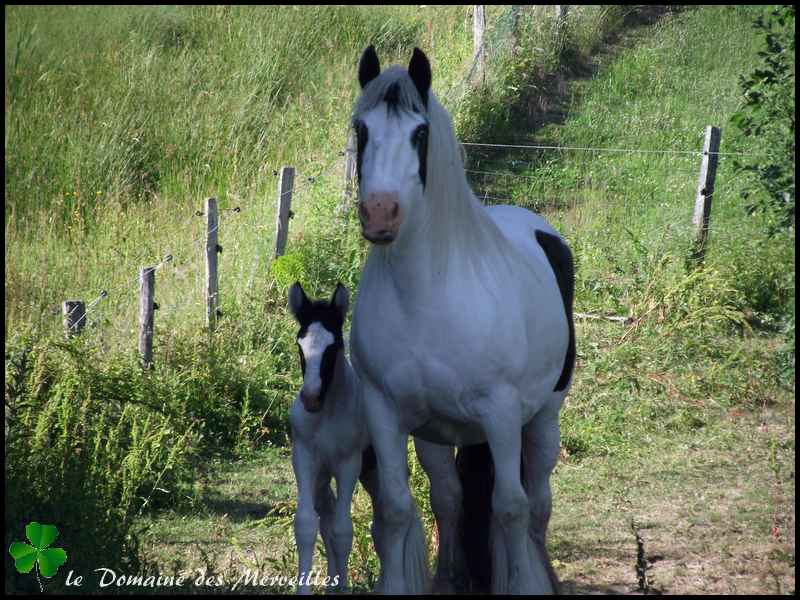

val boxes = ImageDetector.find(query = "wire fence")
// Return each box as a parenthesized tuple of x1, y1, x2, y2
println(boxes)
(61, 129, 736, 357)
(40, 5, 763, 361)
(55, 153, 344, 353)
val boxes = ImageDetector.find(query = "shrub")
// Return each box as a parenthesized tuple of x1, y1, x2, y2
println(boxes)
(730, 5, 795, 233)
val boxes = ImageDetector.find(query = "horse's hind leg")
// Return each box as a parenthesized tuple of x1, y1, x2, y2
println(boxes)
(522, 400, 563, 594)
(413, 437, 466, 593)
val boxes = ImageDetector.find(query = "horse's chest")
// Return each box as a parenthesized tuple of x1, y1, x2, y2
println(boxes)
(354, 320, 491, 425)
(291, 401, 366, 465)
(315, 424, 363, 465)
(355, 302, 522, 388)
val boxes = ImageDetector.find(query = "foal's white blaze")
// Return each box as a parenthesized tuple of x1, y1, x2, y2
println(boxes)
(298, 322, 335, 398)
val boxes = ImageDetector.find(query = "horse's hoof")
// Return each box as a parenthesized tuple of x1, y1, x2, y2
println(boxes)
(431, 574, 456, 594)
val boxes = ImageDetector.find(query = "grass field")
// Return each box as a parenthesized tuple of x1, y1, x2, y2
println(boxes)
(5, 5, 794, 595)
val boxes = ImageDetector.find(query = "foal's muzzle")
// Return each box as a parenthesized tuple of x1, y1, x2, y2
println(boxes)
(300, 389, 322, 413)
(359, 192, 401, 245)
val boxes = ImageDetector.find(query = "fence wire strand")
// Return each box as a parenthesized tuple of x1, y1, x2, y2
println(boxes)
(49, 5, 767, 352)
(57, 152, 343, 348)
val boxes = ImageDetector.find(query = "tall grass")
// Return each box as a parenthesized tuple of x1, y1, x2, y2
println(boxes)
(4, 6, 474, 592)
(4, 5, 793, 593)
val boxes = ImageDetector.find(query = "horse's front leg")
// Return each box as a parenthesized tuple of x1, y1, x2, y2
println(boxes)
(413, 437, 465, 592)
(292, 441, 321, 594)
(481, 385, 552, 594)
(330, 452, 361, 592)
(363, 382, 428, 594)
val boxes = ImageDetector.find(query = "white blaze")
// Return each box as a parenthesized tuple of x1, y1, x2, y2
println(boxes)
(298, 322, 335, 396)
(360, 106, 426, 196)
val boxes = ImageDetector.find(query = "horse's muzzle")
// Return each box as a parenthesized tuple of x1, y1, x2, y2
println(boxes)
(359, 192, 401, 244)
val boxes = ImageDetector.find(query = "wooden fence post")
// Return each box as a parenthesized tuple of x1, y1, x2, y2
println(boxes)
(139, 266, 155, 369)
(275, 166, 295, 258)
(62, 300, 86, 338)
(691, 126, 722, 263)
(473, 5, 486, 85)
(205, 197, 220, 331)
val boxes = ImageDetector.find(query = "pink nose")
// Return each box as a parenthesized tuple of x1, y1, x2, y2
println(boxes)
(300, 390, 321, 413)
(359, 192, 401, 244)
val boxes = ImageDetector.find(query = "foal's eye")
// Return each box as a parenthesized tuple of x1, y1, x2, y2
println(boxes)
(413, 125, 428, 145)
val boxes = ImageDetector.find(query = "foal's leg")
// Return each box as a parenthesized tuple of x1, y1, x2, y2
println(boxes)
(522, 400, 562, 593)
(292, 442, 321, 594)
(358, 447, 386, 569)
(313, 472, 337, 585)
(413, 437, 465, 592)
(330, 452, 361, 592)
(481, 385, 551, 594)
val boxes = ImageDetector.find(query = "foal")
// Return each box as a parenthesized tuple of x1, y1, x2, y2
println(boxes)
(288, 282, 368, 593)
(289, 282, 459, 594)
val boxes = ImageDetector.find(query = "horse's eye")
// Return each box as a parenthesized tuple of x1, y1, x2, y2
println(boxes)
(415, 126, 428, 143)
(354, 120, 368, 152)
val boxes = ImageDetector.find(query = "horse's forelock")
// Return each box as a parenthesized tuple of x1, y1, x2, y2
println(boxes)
(353, 66, 427, 120)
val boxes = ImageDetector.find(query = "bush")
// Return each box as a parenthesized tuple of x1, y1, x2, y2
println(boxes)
(730, 5, 795, 233)
(4, 338, 209, 593)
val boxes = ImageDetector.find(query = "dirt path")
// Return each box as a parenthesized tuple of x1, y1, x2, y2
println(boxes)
(553, 400, 795, 595)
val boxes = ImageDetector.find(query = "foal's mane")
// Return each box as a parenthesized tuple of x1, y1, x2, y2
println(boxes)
(353, 64, 522, 288)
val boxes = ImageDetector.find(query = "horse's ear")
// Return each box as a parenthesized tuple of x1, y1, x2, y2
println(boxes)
(358, 45, 381, 89)
(408, 47, 431, 109)
(330, 283, 349, 320)
(288, 282, 309, 322)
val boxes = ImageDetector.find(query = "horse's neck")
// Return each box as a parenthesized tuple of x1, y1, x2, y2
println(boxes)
(370, 189, 502, 300)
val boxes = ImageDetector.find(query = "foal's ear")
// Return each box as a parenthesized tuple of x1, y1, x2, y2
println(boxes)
(408, 47, 431, 109)
(330, 283, 349, 320)
(288, 282, 309, 321)
(358, 45, 381, 89)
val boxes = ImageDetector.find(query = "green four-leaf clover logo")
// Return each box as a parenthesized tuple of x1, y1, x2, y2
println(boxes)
(9, 522, 67, 591)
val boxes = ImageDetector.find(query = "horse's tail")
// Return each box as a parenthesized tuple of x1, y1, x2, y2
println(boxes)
(459, 442, 544, 593)
(456, 442, 494, 593)
(403, 503, 431, 594)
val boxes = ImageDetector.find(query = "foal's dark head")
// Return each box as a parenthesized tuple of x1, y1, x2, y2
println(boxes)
(288, 282, 348, 413)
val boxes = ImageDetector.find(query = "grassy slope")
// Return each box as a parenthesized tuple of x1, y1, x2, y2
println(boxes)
(135, 7, 794, 595)
(5, 5, 794, 595)
(4, 7, 475, 594)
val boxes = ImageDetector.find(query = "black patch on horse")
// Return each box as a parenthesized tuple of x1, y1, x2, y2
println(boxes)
(408, 47, 431, 109)
(456, 443, 527, 593)
(456, 443, 494, 592)
(535, 230, 575, 392)
(358, 45, 381, 89)
(410, 123, 429, 188)
(360, 445, 376, 478)
(353, 119, 368, 184)
(383, 82, 401, 115)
